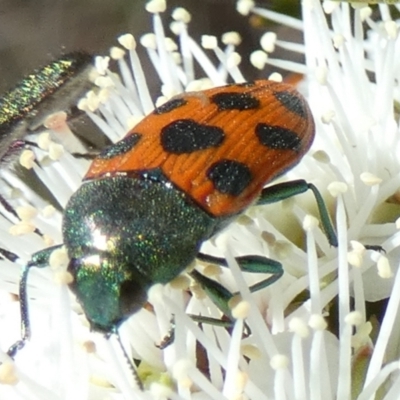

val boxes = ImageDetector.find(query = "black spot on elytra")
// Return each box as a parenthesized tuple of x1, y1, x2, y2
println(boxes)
(207, 159, 252, 196)
(161, 119, 224, 154)
(98, 133, 142, 159)
(211, 92, 260, 111)
(274, 91, 307, 118)
(154, 98, 187, 114)
(255, 124, 302, 152)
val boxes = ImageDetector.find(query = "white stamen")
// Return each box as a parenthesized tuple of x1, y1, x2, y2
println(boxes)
(321, 110, 335, 124)
(48, 143, 65, 161)
(351, 322, 372, 350)
(350, 241, 365, 252)
(289, 317, 309, 338)
(94, 76, 114, 88)
(110, 46, 125, 60)
(164, 37, 178, 52)
(270, 354, 289, 370)
(140, 33, 157, 49)
(333, 34, 345, 49)
(149, 384, 174, 399)
(250, 50, 268, 70)
(315, 65, 328, 85)
(49, 247, 69, 269)
(9, 222, 36, 236)
(0, 362, 18, 385)
(203, 264, 222, 277)
(16, 205, 37, 221)
(147, 284, 165, 304)
(384, 20, 398, 39)
(222, 31, 241, 46)
(19, 150, 35, 169)
(169, 21, 181, 36)
(360, 7, 372, 22)
(303, 215, 319, 231)
(222, 318, 245, 398)
(118, 33, 136, 50)
(145, 0, 166, 14)
(226, 52, 241, 68)
(347, 250, 363, 268)
(201, 35, 218, 50)
(172, 359, 193, 388)
(309, 315, 327, 331)
(377, 257, 392, 279)
(53, 271, 74, 285)
(169, 274, 190, 290)
(231, 301, 250, 319)
(313, 150, 330, 163)
(236, 0, 255, 16)
(94, 56, 110, 75)
(172, 7, 191, 23)
(268, 72, 282, 82)
(344, 311, 363, 326)
(328, 182, 348, 197)
(41, 205, 56, 218)
(241, 344, 262, 359)
(322, 1, 339, 14)
(360, 172, 382, 186)
(260, 32, 277, 53)
(37, 132, 51, 150)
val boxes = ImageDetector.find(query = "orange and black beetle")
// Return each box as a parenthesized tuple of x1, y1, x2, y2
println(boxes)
(7, 80, 336, 387)
(67, 80, 316, 331)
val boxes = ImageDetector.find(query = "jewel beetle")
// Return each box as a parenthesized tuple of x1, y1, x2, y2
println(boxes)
(0, 52, 94, 224)
(0, 51, 93, 163)
(5, 79, 337, 388)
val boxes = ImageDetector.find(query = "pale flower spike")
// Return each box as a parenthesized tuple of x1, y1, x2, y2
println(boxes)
(0, 0, 400, 399)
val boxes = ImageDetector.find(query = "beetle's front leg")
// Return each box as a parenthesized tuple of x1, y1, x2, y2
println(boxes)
(5, 245, 62, 359)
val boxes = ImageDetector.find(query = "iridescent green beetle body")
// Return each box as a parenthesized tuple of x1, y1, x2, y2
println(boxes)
(0, 52, 93, 161)
(64, 171, 229, 331)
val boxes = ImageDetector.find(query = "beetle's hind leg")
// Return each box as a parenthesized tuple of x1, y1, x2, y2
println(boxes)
(157, 252, 283, 348)
(195, 253, 283, 314)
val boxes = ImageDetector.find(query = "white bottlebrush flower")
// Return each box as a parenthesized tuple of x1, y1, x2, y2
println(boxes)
(1, 0, 400, 399)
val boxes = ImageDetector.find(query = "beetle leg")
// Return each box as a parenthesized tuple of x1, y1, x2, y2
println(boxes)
(257, 179, 338, 247)
(109, 327, 143, 391)
(157, 270, 237, 349)
(192, 253, 283, 318)
(157, 312, 236, 350)
(5, 245, 62, 359)
(190, 268, 235, 319)
(197, 252, 283, 292)
(158, 253, 281, 347)
(156, 315, 176, 350)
